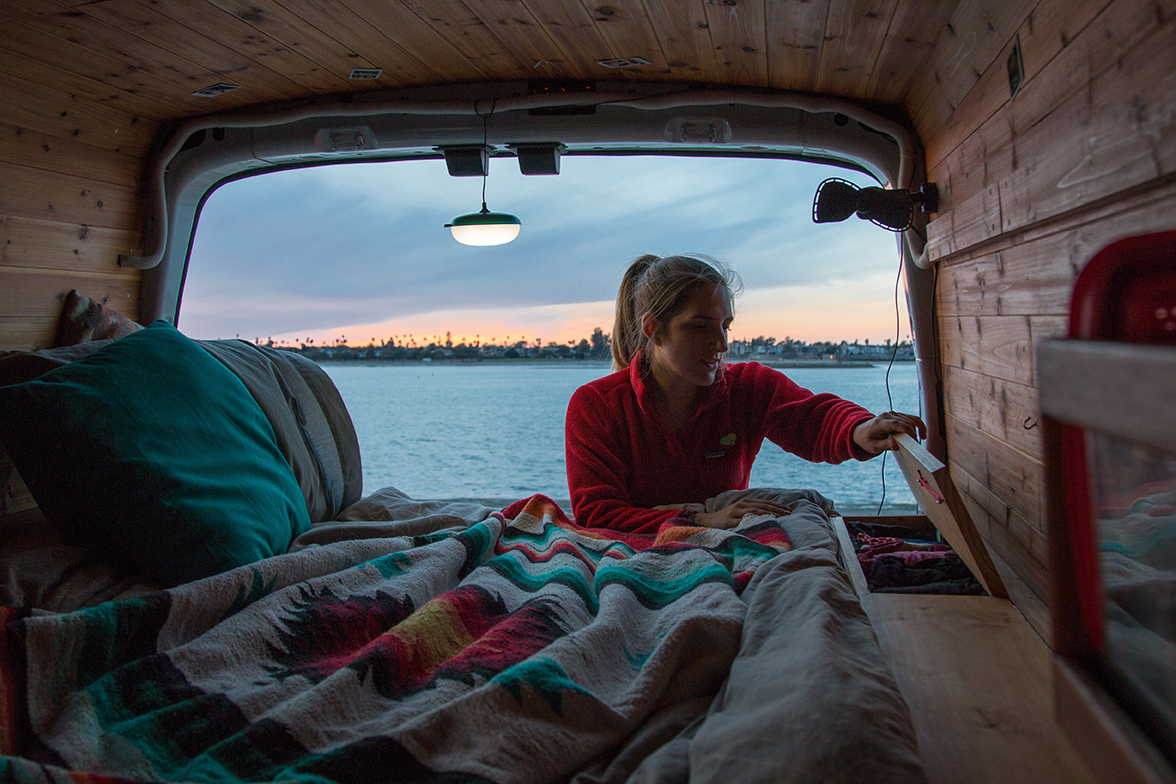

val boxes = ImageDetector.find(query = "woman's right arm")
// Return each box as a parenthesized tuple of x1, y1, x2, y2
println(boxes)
(564, 385, 687, 535)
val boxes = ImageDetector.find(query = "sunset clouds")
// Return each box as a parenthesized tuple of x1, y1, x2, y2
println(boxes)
(180, 155, 908, 347)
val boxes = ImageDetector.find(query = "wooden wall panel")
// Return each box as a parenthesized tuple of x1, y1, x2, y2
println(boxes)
(954, 463, 1050, 605)
(920, 0, 1113, 174)
(943, 365, 1041, 459)
(923, 0, 1176, 634)
(0, 123, 143, 191)
(0, 163, 139, 230)
(0, 92, 146, 351)
(926, 0, 1176, 246)
(905, 0, 1034, 142)
(1, 216, 141, 276)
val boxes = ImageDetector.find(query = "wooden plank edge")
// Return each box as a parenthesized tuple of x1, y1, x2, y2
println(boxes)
(831, 515, 872, 597)
(894, 434, 1010, 599)
(1054, 658, 1176, 784)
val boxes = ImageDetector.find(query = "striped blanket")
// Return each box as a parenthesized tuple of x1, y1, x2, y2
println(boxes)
(0, 490, 926, 784)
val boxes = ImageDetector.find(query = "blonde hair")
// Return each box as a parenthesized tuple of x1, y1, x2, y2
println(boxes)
(612, 254, 741, 371)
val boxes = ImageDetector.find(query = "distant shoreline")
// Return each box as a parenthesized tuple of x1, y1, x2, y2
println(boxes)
(313, 357, 916, 369)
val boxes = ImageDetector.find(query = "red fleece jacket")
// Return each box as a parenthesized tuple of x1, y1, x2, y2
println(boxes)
(565, 357, 875, 533)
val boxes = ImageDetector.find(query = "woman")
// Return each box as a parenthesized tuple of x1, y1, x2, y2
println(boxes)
(564, 254, 926, 533)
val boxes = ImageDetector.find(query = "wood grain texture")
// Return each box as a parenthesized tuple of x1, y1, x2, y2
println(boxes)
(952, 460, 1050, 601)
(0, 162, 140, 230)
(76, 0, 324, 97)
(641, 0, 723, 82)
(704, 0, 770, 86)
(893, 432, 1008, 598)
(920, 0, 1114, 174)
(396, 0, 533, 78)
(866, 0, 958, 102)
(0, 50, 165, 137)
(0, 215, 141, 274)
(946, 412, 1045, 537)
(905, 0, 1033, 141)
(198, 0, 381, 92)
(863, 592, 1095, 784)
(0, 316, 60, 351)
(514, 0, 617, 79)
(926, 0, 1176, 253)
(455, 0, 585, 79)
(816, 0, 898, 97)
(0, 10, 242, 115)
(0, 123, 142, 189)
(143, 0, 357, 93)
(942, 365, 1042, 460)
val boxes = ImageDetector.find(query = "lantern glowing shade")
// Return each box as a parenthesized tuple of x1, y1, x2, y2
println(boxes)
(445, 202, 521, 246)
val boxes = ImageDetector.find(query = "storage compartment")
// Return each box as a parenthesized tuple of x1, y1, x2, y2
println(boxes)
(838, 513, 986, 596)
(830, 438, 1095, 784)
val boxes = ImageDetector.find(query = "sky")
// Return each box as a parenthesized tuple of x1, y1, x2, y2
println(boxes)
(181, 154, 911, 348)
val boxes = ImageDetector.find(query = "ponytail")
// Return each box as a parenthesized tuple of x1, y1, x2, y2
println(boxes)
(612, 254, 660, 370)
(611, 254, 741, 372)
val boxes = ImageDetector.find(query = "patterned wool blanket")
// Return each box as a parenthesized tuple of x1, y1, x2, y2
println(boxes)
(1, 494, 803, 784)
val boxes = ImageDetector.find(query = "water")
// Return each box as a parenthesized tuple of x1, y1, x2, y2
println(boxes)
(321, 360, 922, 513)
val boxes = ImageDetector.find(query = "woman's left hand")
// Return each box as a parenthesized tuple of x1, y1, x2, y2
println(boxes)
(853, 411, 928, 455)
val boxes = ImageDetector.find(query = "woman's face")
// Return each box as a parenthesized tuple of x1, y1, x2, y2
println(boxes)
(645, 283, 733, 391)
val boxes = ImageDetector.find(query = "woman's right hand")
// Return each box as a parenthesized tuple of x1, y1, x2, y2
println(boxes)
(693, 498, 793, 529)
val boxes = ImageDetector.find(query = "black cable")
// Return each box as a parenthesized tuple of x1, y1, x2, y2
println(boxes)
(876, 249, 904, 515)
(474, 98, 498, 207)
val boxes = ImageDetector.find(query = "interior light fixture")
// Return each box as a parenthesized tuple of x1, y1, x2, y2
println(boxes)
(445, 101, 521, 246)
(812, 178, 939, 232)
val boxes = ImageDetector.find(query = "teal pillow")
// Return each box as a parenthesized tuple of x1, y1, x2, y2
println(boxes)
(0, 321, 311, 587)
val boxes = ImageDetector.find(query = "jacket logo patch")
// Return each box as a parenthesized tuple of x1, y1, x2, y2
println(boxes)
(720, 432, 737, 446)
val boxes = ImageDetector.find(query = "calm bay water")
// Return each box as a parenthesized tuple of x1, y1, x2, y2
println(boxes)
(321, 360, 922, 513)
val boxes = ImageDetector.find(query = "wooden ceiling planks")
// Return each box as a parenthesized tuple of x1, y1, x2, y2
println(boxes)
(428, 0, 568, 81)
(764, 0, 831, 92)
(197, 0, 390, 93)
(1, 0, 310, 115)
(257, 0, 459, 87)
(0, 0, 1019, 136)
(515, 1, 622, 80)
(638, 0, 723, 83)
(77, 0, 336, 100)
(579, 0, 675, 78)
(703, 0, 770, 86)
(866, 0, 958, 104)
(0, 61, 159, 148)
(138, 0, 356, 95)
(0, 12, 223, 117)
(816, 0, 899, 98)
(38, 0, 308, 104)
(396, 0, 537, 80)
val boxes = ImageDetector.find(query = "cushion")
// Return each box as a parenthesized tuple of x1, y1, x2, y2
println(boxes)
(0, 321, 312, 587)
(0, 341, 114, 387)
(54, 289, 142, 347)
